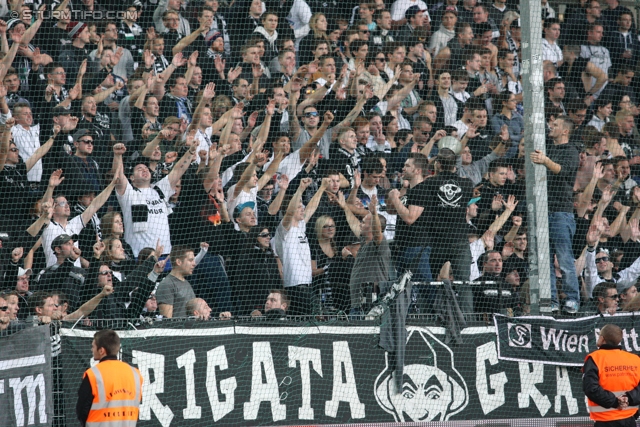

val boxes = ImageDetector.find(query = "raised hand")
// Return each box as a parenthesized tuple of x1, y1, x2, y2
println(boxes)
(482, 229, 495, 250)
(227, 66, 242, 82)
(512, 215, 522, 227)
(502, 241, 514, 258)
(204, 82, 216, 101)
(48, 169, 64, 188)
(491, 194, 504, 211)
(11, 247, 23, 262)
(586, 224, 601, 246)
(143, 49, 154, 68)
(300, 177, 313, 190)
(503, 195, 518, 211)
(154, 239, 164, 258)
(277, 173, 289, 191)
(101, 284, 114, 296)
(188, 50, 198, 67)
(172, 52, 187, 67)
(323, 110, 334, 123)
(630, 218, 640, 242)
(113, 142, 126, 156)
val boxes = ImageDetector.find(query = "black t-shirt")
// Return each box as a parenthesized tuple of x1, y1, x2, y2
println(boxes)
(547, 142, 579, 213)
(423, 171, 474, 244)
(0, 162, 32, 229)
(394, 181, 431, 249)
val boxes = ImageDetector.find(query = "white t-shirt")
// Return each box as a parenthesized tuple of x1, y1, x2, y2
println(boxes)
(542, 39, 563, 65)
(390, 0, 430, 22)
(275, 220, 312, 287)
(117, 176, 175, 257)
(42, 215, 85, 267)
(227, 185, 258, 221)
(470, 238, 486, 281)
(194, 128, 212, 165)
(278, 150, 304, 182)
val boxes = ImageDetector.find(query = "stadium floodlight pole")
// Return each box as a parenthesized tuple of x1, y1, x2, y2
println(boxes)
(520, 1, 551, 315)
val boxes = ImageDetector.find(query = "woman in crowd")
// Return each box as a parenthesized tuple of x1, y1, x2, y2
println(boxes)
(311, 215, 355, 314)
(99, 212, 136, 273)
(298, 13, 330, 66)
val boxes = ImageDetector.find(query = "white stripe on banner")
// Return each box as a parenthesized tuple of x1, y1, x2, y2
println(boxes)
(61, 326, 449, 338)
(0, 355, 46, 371)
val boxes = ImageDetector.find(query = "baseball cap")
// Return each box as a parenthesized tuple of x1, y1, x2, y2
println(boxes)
(72, 129, 92, 143)
(233, 201, 256, 218)
(468, 197, 481, 206)
(617, 280, 636, 295)
(17, 267, 32, 277)
(51, 233, 77, 251)
(405, 5, 424, 20)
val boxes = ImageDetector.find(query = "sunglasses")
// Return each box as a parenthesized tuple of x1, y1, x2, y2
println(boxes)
(596, 257, 610, 263)
(99, 270, 113, 276)
(0, 306, 8, 311)
(323, 224, 336, 229)
(376, 57, 386, 62)
(258, 232, 271, 238)
(605, 294, 620, 300)
(78, 139, 94, 144)
(304, 111, 319, 117)
(359, 30, 370, 34)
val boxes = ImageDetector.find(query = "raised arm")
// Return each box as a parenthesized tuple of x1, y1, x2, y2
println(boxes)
(187, 82, 216, 133)
(25, 123, 59, 172)
(387, 74, 419, 111)
(82, 170, 119, 224)
(335, 191, 361, 237)
(282, 177, 313, 230)
(258, 151, 284, 190)
(370, 194, 383, 245)
(0, 119, 9, 171)
(167, 136, 197, 188)
(172, 25, 206, 56)
(301, 111, 333, 161)
(304, 178, 327, 222)
(112, 143, 128, 195)
(64, 284, 114, 321)
(488, 195, 518, 235)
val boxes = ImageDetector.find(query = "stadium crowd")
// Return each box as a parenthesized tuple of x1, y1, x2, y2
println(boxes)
(4, 0, 640, 325)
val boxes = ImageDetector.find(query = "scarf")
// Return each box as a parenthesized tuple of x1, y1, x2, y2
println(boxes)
(254, 26, 278, 46)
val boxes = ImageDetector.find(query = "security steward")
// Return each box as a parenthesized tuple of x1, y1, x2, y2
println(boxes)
(583, 324, 640, 426)
(76, 329, 143, 427)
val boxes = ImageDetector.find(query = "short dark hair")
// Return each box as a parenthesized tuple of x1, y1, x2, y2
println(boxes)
(408, 152, 428, 175)
(489, 159, 509, 174)
(170, 245, 194, 266)
(94, 329, 121, 356)
(28, 291, 50, 314)
(362, 156, 384, 175)
(593, 281, 617, 301)
(269, 289, 290, 309)
(544, 17, 560, 29)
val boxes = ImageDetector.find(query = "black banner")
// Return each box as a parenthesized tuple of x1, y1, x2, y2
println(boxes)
(0, 325, 53, 427)
(58, 321, 595, 425)
(495, 313, 640, 366)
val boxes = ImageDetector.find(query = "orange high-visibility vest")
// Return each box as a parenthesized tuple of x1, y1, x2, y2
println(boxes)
(585, 349, 640, 422)
(84, 360, 143, 427)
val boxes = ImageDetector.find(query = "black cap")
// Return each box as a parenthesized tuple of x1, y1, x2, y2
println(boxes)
(72, 129, 92, 143)
(51, 233, 78, 251)
(405, 5, 424, 20)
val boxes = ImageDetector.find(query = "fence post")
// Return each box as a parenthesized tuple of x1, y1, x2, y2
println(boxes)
(520, 2, 552, 314)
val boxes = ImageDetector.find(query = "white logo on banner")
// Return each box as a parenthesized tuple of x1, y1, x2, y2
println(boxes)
(508, 323, 532, 348)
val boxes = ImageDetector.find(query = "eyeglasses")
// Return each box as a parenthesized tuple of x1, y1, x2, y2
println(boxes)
(258, 232, 271, 238)
(359, 30, 370, 34)
(0, 306, 7, 311)
(304, 111, 319, 117)
(605, 294, 620, 300)
(596, 257, 610, 263)
(56, 201, 68, 207)
(78, 139, 93, 144)
(99, 270, 113, 276)
(323, 224, 336, 229)
(376, 57, 386, 62)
